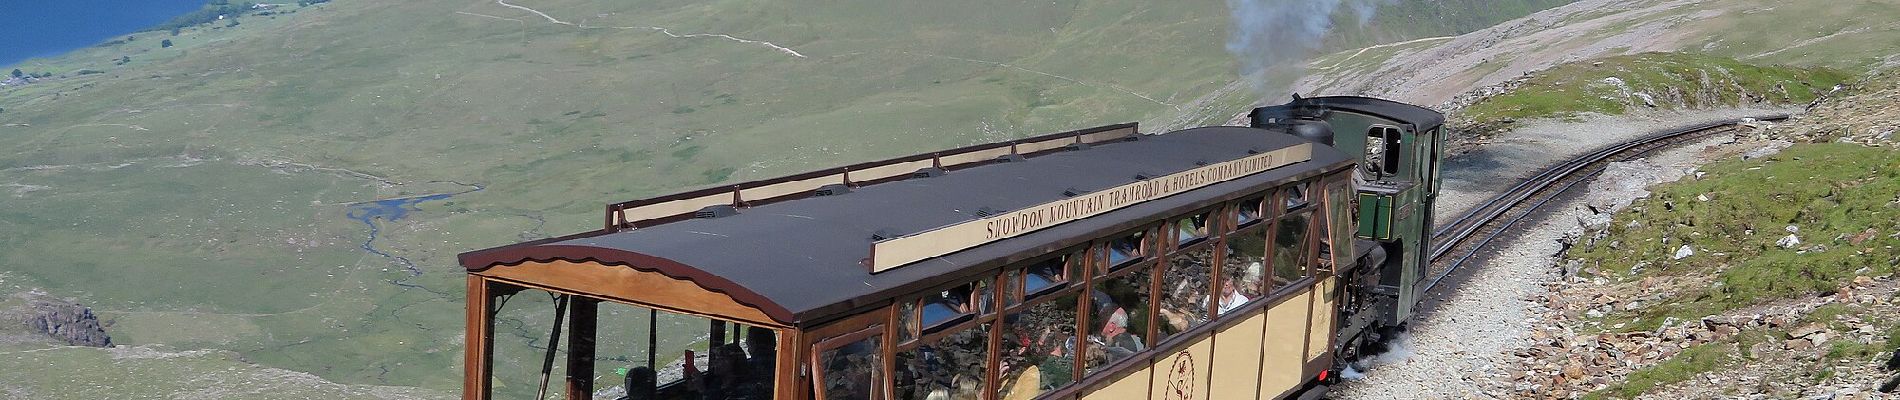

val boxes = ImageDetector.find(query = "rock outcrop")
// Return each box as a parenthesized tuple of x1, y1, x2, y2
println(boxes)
(5, 291, 112, 347)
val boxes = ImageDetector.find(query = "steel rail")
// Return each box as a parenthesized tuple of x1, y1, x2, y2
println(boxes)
(1420, 115, 1789, 295)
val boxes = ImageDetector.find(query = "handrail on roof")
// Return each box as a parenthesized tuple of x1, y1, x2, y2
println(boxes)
(604, 122, 1141, 232)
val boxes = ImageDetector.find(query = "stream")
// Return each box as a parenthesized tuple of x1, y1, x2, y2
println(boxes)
(343, 182, 483, 294)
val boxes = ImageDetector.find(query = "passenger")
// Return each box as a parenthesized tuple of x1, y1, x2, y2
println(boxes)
(1095, 308, 1143, 361)
(1245, 261, 1265, 294)
(1217, 279, 1250, 314)
(704, 343, 753, 399)
(744, 327, 777, 380)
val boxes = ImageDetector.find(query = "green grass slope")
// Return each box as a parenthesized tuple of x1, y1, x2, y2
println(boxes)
(0, 345, 448, 399)
(1463, 52, 1850, 123)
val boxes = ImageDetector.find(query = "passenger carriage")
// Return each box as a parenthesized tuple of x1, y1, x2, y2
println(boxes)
(459, 97, 1443, 400)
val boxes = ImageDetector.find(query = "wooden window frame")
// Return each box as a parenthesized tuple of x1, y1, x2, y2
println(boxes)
(811, 325, 888, 400)
(1081, 259, 1156, 376)
(1171, 209, 1218, 250)
(909, 278, 994, 338)
(1266, 208, 1319, 296)
(1233, 194, 1268, 232)
(1220, 222, 1272, 313)
(1016, 249, 1084, 303)
(1098, 224, 1157, 275)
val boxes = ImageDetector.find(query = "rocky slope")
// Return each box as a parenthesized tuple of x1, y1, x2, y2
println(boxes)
(1480, 71, 1900, 399)
(1297, 0, 1900, 108)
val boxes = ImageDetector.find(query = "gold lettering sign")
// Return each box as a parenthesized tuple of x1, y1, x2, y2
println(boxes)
(869, 143, 1313, 272)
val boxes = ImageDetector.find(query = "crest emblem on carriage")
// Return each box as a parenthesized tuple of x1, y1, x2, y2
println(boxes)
(1163, 352, 1195, 400)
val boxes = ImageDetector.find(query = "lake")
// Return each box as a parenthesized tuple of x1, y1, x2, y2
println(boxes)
(0, 0, 209, 67)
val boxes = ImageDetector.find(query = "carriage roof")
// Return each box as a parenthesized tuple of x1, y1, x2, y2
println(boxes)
(460, 125, 1352, 326)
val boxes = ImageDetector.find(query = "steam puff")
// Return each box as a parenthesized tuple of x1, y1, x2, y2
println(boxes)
(1224, 0, 1393, 94)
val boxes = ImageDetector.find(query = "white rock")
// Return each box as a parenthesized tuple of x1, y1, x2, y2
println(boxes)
(1778, 234, 1802, 249)
(1786, 225, 1800, 234)
(1673, 245, 1695, 260)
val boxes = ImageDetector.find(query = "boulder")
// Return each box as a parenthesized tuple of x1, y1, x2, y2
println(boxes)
(1778, 234, 1802, 249)
(1673, 245, 1695, 260)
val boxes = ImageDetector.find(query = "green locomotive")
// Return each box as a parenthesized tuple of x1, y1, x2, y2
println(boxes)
(1252, 96, 1444, 365)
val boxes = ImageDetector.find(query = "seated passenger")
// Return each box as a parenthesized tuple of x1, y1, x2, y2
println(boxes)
(744, 327, 777, 380)
(1094, 308, 1143, 361)
(1217, 280, 1250, 314)
(704, 343, 758, 399)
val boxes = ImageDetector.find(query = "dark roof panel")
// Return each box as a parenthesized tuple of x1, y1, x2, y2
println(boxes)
(462, 126, 1353, 324)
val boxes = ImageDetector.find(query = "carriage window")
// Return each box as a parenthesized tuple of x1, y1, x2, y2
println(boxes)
(919, 282, 980, 333)
(1022, 255, 1072, 297)
(999, 293, 1079, 397)
(1323, 177, 1356, 272)
(1236, 196, 1265, 228)
(1284, 182, 1312, 212)
(1223, 226, 1268, 310)
(898, 300, 918, 343)
(1105, 230, 1147, 269)
(1272, 212, 1313, 287)
(895, 325, 989, 400)
(1174, 212, 1212, 247)
(1086, 265, 1152, 375)
(817, 332, 883, 400)
(1003, 269, 1023, 307)
(1159, 246, 1213, 339)
(920, 280, 990, 331)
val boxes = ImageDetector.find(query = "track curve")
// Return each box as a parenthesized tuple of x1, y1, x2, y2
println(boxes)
(1420, 115, 1789, 297)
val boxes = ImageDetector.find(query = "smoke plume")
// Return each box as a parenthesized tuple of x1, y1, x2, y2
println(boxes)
(1224, 0, 1393, 94)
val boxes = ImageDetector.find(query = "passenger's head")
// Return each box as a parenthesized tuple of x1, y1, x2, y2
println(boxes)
(746, 327, 776, 358)
(1102, 308, 1129, 337)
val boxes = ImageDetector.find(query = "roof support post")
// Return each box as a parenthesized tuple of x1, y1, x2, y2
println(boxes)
(464, 276, 497, 400)
(566, 297, 599, 399)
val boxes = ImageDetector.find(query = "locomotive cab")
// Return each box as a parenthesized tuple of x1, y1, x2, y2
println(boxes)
(1251, 96, 1445, 365)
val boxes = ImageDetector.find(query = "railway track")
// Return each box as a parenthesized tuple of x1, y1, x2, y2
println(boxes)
(1419, 115, 1790, 296)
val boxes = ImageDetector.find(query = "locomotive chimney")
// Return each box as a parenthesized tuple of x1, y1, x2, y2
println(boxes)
(1250, 94, 1335, 146)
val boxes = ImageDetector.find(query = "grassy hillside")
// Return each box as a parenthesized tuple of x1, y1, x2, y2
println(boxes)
(0, 0, 1575, 395)
(0, 345, 448, 399)
(1571, 143, 1899, 332)
(1557, 71, 1900, 398)
(1462, 52, 1851, 123)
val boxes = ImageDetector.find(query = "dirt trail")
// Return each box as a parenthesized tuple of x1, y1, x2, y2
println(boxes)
(482, 0, 808, 58)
